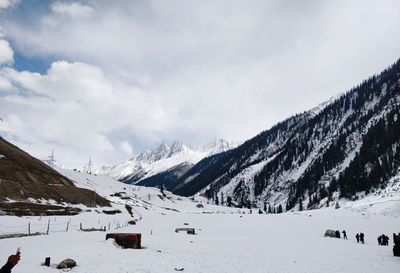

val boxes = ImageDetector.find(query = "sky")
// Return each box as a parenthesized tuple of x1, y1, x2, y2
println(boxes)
(0, 0, 400, 169)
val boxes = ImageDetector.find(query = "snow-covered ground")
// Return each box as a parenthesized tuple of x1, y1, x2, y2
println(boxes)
(0, 169, 399, 273)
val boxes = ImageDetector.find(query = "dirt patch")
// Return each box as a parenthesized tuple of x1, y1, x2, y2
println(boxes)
(0, 202, 82, 216)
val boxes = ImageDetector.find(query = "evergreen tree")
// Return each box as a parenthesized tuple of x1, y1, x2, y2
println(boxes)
(299, 198, 303, 211)
(227, 196, 232, 207)
(160, 184, 166, 197)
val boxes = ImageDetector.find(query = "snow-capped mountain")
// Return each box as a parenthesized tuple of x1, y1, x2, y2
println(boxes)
(174, 59, 400, 212)
(97, 139, 238, 188)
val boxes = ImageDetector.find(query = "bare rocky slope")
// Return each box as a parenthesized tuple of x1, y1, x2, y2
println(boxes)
(0, 137, 110, 214)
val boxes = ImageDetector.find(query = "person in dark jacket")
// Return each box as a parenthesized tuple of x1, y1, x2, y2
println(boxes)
(356, 233, 360, 243)
(378, 235, 382, 245)
(0, 252, 20, 273)
(394, 233, 400, 256)
(381, 234, 388, 246)
(360, 233, 365, 244)
(342, 230, 348, 240)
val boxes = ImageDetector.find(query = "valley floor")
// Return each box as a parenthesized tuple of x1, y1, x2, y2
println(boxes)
(0, 207, 399, 273)
(0, 170, 399, 273)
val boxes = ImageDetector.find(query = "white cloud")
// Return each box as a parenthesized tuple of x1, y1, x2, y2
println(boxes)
(0, 61, 116, 167)
(2, 61, 113, 101)
(0, 0, 18, 9)
(0, 39, 13, 65)
(0, 59, 171, 168)
(0, 75, 13, 91)
(119, 141, 133, 156)
(1, 0, 400, 167)
(50, 1, 93, 17)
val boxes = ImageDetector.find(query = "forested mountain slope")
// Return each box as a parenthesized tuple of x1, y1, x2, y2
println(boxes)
(174, 59, 400, 211)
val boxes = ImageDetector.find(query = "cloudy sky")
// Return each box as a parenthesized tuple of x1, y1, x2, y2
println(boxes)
(0, 0, 400, 169)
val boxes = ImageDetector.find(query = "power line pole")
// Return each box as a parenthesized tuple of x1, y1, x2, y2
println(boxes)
(49, 149, 55, 167)
(87, 157, 92, 174)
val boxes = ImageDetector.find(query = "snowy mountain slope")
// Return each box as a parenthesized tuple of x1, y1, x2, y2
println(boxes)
(175, 59, 400, 212)
(97, 139, 238, 186)
(0, 167, 399, 273)
(135, 162, 195, 190)
(55, 167, 243, 217)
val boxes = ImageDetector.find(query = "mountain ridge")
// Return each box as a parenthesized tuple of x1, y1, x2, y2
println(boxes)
(96, 139, 239, 186)
(174, 59, 400, 212)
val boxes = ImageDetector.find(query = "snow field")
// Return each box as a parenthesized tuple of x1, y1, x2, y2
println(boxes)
(0, 169, 399, 273)
(1, 205, 400, 273)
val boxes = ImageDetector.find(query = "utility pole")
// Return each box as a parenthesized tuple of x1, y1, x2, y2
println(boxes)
(49, 149, 55, 167)
(87, 157, 92, 174)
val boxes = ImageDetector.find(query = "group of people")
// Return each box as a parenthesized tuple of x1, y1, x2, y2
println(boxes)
(378, 234, 389, 246)
(334, 230, 348, 239)
(355, 232, 365, 244)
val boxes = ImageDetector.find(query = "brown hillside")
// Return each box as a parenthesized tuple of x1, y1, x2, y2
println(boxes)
(0, 137, 110, 208)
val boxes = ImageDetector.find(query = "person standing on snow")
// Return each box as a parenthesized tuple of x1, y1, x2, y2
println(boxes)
(360, 233, 365, 244)
(342, 230, 348, 240)
(356, 233, 360, 243)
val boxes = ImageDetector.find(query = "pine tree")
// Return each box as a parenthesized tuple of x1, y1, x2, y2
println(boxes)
(277, 204, 283, 213)
(160, 184, 166, 197)
(227, 196, 232, 207)
(299, 198, 303, 211)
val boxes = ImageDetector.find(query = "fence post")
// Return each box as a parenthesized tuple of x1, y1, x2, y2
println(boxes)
(66, 222, 69, 232)
(28, 222, 31, 235)
(80, 223, 82, 231)
(108, 222, 111, 231)
(47, 219, 50, 235)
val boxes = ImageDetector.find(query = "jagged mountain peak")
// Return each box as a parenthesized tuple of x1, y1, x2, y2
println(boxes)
(97, 138, 239, 184)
